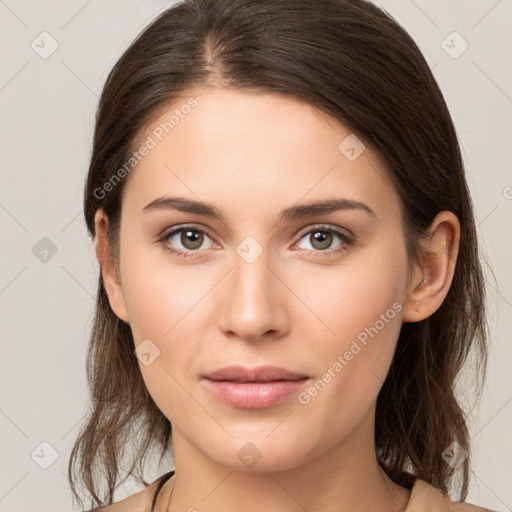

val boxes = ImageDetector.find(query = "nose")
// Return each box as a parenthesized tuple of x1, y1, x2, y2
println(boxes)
(216, 245, 289, 342)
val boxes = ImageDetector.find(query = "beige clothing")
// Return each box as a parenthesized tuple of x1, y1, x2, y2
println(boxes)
(86, 470, 497, 512)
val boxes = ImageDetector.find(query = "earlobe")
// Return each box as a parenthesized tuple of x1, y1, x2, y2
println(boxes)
(94, 209, 130, 324)
(402, 211, 460, 323)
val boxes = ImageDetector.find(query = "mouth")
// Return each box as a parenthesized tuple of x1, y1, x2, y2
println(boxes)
(201, 365, 310, 409)
(202, 364, 309, 383)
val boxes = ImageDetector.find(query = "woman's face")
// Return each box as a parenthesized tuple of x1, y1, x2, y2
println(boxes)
(101, 87, 415, 472)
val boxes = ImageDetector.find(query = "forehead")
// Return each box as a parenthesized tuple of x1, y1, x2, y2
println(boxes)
(122, 87, 399, 221)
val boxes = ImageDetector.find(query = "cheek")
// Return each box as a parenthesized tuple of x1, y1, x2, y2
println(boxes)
(292, 236, 407, 347)
(119, 235, 210, 342)
(121, 257, 202, 422)
(296, 243, 407, 428)
(296, 266, 404, 395)
(117, 241, 216, 411)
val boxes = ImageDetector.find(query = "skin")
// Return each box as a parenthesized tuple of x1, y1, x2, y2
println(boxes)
(94, 87, 460, 512)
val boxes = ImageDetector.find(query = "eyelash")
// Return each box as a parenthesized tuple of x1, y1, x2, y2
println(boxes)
(158, 223, 354, 259)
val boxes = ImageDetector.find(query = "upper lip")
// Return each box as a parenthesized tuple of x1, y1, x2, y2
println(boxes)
(203, 365, 308, 382)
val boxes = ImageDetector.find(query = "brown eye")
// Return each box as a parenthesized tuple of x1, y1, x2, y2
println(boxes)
(160, 225, 215, 257)
(309, 231, 333, 251)
(179, 229, 204, 250)
(294, 225, 354, 256)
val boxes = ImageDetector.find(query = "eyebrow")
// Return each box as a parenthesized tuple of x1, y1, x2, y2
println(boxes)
(141, 196, 376, 222)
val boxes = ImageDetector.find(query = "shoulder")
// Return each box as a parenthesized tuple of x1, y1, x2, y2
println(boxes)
(86, 486, 151, 512)
(406, 478, 497, 512)
(84, 472, 173, 512)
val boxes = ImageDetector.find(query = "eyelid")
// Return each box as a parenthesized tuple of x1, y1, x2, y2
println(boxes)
(294, 223, 354, 241)
(159, 222, 216, 242)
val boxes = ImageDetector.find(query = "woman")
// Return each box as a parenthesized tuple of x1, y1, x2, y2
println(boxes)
(68, 0, 495, 510)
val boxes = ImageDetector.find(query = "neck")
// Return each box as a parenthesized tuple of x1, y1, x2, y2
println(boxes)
(156, 409, 410, 512)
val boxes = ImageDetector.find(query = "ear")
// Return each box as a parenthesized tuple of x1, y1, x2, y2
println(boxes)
(94, 209, 130, 324)
(402, 211, 460, 323)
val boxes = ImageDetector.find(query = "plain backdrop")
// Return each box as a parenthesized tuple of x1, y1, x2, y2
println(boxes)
(0, 1, 511, 511)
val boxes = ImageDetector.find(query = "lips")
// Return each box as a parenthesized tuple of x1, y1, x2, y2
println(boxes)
(201, 365, 310, 409)
(202, 365, 308, 383)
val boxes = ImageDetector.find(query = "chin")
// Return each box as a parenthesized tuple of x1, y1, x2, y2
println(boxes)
(197, 435, 313, 474)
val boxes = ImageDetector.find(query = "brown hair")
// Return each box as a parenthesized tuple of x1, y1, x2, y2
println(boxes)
(69, 0, 489, 508)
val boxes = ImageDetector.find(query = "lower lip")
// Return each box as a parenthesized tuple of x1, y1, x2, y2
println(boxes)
(202, 378, 309, 409)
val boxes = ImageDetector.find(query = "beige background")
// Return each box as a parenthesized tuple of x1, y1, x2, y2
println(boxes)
(0, 1, 511, 511)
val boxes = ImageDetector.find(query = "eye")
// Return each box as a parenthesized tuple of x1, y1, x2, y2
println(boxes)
(158, 223, 354, 258)
(293, 224, 354, 256)
(158, 224, 215, 258)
